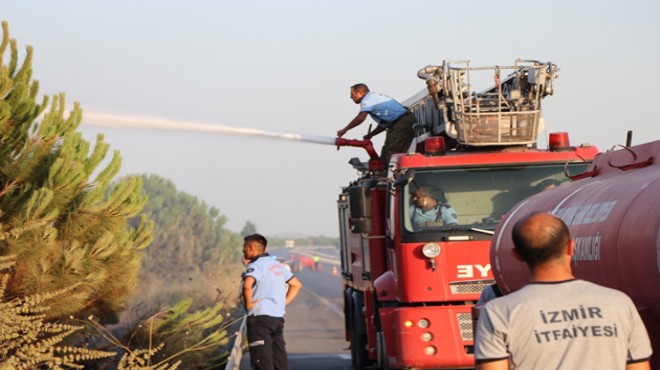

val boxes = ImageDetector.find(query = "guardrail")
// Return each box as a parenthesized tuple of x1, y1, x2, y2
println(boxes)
(224, 315, 247, 370)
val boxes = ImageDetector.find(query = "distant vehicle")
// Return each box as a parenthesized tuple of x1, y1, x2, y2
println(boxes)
(290, 255, 315, 272)
(284, 239, 295, 248)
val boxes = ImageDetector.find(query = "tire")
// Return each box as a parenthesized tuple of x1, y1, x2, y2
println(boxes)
(345, 288, 354, 335)
(373, 291, 388, 370)
(351, 292, 369, 370)
(376, 331, 389, 370)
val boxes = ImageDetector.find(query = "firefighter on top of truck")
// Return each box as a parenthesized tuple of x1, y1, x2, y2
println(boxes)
(336, 83, 416, 170)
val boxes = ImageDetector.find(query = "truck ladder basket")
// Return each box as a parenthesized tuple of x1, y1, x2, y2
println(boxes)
(446, 59, 557, 146)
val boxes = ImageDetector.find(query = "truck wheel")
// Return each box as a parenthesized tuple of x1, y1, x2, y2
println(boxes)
(373, 294, 388, 370)
(377, 331, 389, 370)
(351, 296, 368, 370)
(345, 288, 354, 335)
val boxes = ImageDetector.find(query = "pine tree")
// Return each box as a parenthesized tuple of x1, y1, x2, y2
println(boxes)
(0, 21, 153, 319)
(136, 174, 243, 309)
(240, 221, 257, 237)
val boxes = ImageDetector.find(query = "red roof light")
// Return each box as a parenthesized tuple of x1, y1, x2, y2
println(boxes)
(424, 137, 446, 155)
(549, 132, 571, 151)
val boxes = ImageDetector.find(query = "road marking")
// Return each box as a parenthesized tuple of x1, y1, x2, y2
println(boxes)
(301, 285, 344, 317)
(289, 354, 351, 360)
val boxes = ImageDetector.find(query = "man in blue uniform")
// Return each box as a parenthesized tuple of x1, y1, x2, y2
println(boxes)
(242, 234, 303, 370)
(410, 186, 459, 230)
(337, 83, 416, 170)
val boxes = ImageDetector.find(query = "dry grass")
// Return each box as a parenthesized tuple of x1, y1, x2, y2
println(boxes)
(0, 255, 192, 369)
(0, 255, 115, 369)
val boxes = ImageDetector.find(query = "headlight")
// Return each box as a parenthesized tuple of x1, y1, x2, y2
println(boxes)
(421, 332, 433, 342)
(424, 345, 437, 355)
(422, 243, 441, 258)
(418, 318, 430, 328)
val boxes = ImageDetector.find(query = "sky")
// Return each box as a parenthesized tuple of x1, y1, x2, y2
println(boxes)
(2, 0, 659, 236)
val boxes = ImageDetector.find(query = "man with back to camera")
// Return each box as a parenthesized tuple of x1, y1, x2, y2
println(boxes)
(242, 234, 302, 370)
(337, 83, 416, 170)
(474, 212, 652, 370)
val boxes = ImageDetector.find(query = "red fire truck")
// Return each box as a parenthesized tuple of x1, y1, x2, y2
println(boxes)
(335, 60, 599, 369)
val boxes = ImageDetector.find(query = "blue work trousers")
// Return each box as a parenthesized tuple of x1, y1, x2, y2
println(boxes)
(246, 315, 289, 370)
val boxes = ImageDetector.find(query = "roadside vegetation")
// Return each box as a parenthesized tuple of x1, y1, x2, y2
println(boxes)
(0, 20, 245, 369)
(0, 19, 338, 369)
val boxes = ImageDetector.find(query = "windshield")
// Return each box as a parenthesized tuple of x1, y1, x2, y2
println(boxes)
(403, 164, 577, 233)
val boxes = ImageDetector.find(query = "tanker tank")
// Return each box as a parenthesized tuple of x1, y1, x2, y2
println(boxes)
(490, 139, 660, 368)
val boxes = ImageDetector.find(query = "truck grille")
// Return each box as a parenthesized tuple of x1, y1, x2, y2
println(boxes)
(449, 279, 495, 294)
(457, 313, 473, 341)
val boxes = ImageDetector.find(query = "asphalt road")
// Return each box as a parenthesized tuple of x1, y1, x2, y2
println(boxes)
(240, 247, 351, 370)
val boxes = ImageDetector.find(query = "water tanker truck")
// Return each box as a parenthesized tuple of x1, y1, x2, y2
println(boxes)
(488, 137, 660, 369)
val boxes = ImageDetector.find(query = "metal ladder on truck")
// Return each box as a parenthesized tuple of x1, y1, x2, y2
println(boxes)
(413, 59, 559, 147)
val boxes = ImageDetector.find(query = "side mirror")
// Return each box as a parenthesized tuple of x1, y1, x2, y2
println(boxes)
(392, 169, 416, 190)
(350, 219, 372, 234)
(348, 186, 372, 233)
(348, 186, 369, 218)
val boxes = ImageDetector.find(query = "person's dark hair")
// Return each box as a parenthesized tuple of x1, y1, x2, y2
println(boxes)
(511, 212, 570, 267)
(430, 187, 447, 204)
(417, 186, 447, 204)
(351, 83, 370, 93)
(244, 233, 268, 249)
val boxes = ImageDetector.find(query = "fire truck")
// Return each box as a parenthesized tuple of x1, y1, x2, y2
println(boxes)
(488, 137, 660, 369)
(335, 60, 600, 369)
